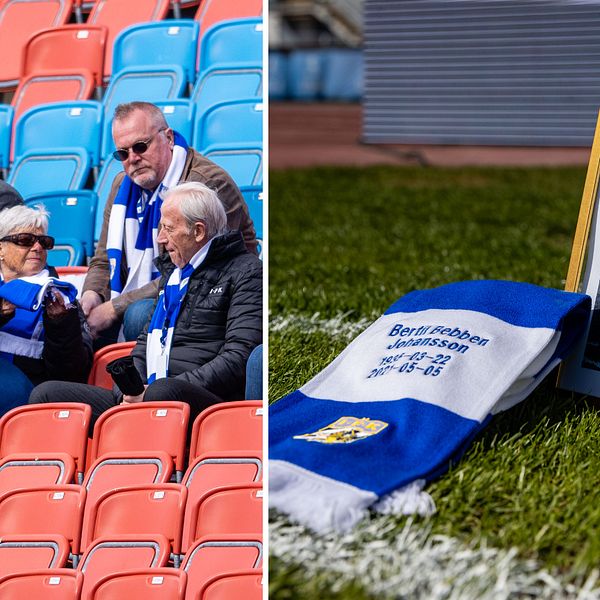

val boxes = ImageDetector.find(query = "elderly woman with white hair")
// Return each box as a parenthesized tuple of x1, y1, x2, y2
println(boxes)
(0, 204, 93, 414)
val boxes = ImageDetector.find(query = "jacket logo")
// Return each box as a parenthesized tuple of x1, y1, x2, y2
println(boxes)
(209, 286, 224, 294)
(293, 416, 388, 444)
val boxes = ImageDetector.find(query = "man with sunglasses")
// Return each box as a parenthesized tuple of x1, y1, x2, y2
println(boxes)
(81, 101, 257, 345)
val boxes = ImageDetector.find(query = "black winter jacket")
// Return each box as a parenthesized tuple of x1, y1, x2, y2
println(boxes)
(132, 231, 262, 400)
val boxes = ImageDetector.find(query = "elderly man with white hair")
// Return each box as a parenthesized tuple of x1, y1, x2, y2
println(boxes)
(29, 181, 263, 425)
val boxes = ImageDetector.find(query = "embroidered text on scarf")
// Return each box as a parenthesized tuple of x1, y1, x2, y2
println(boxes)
(106, 131, 189, 299)
(269, 280, 591, 533)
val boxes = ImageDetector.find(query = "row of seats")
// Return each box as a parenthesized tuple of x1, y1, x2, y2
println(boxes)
(0, 0, 263, 89)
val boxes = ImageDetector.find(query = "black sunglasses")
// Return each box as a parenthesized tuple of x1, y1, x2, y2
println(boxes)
(0, 233, 55, 249)
(113, 128, 166, 162)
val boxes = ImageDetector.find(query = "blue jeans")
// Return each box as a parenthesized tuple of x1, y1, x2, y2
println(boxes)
(0, 358, 34, 416)
(245, 344, 263, 400)
(122, 298, 156, 342)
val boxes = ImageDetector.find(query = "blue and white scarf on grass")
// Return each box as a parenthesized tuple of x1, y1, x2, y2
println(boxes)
(106, 131, 188, 299)
(269, 280, 591, 533)
(0, 269, 78, 360)
(145, 240, 213, 384)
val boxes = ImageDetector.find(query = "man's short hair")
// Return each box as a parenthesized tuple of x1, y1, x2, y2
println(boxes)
(163, 182, 228, 240)
(113, 101, 168, 130)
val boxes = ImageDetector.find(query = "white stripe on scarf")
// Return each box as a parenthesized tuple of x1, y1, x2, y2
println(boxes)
(106, 134, 189, 299)
(145, 240, 213, 383)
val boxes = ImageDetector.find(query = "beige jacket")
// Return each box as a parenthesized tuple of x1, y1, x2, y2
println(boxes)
(82, 148, 257, 317)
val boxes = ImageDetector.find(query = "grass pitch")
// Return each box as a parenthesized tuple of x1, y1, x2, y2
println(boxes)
(269, 165, 600, 597)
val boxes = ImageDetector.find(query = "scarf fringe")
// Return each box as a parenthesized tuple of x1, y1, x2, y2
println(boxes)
(373, 480, 436, 517)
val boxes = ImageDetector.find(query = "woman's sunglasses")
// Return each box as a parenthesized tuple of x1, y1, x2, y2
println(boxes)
(0, 233, 55, 249)
(113, 128, 166, 161)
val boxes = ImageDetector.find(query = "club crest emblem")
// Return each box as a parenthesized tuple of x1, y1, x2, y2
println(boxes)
(293, 416, 389, 444)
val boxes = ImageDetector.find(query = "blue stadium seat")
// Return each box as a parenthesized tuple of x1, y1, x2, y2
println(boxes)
(112, 20, 200, 89)
(93, 155, 123, 243)
(321, 48, 363, 101)
(193, 98, 263, 152)
(198, 18, 263, 76)
(0, 105, 14, 173)
(287, 49, 323, 100)
(239, 185, 262, 242)
(269, 51, 288, 100)
(7, 148, 91, 198)
(203, 143, 262, 188)
(13, 101, 103, 166)
(47, 237, 86, 267)
(25, 190, 96, 257)
(192, 64, 262, 118)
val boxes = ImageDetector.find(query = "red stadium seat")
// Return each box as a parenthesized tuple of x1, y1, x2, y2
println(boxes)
(0, 403, 91, 481)
(82, 483, 187, 556)
(89, 568, 186, 599)
(0, 0, 74, 89)
(189, 401, 263, 462)
(89, 402, 190, 479)
(182, 535, 262, 599)
(0, 452, 76, 495)
(87, 341, 136, 389)
(199, 569, 262, 600)
(23, 25, 108, 89)
(86, 0, 171, 81)
(78, 534, 170, 598)
(0, 569, 83, 599)
(194, 0, 262, 37)
(0, 485, 86, 555)
(0, 535, 70, 578)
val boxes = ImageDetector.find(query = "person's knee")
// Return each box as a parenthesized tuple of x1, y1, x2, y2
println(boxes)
(143, 378, 176, 402)
(28, 380, 64, 404)
(123, 299, 155, 341)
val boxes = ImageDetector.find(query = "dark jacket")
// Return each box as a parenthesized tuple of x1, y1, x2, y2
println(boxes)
(0, 268, 93, 385)
(132, 231, 262, 400)
(83, 147, 258, 317)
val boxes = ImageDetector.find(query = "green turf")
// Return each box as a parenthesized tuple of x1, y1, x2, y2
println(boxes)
(269, 165, 600, 593)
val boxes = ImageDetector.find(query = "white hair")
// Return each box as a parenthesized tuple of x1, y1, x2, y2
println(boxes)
(0, 204, 49, 239)
(163, 182, 228, 239)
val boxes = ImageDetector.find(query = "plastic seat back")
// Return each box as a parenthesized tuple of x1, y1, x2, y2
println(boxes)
(198, 18, 263, 74)
(240, 185, 263, 241)
(87, 341, 136, 389)
(90, 402, 190, 477)
(0, 403, 91, 479)
(182, 535, 262, 599)
(102, 65, 186, 119)
(0, 485, 86, 555)
(0, 104, 13, 171)
(48, 237, 87, 267)
(189, 401, 263, 462)
(182, 453, 262, 552)
(8, 148, 91, 198)
(191, 63, 262, 117)
(87, 0, 171, 80)
(0, 453, 75, 496)
(113, 20, 199, 88)
(81, 451, 173, 551)
(25, 190, 96, 257)
(0, 535, 70, 577)
(203, 143, 262, 188)
(200, 570, 262, 600)
(14, 101, 103, 165)
(183, 483, 262, 548)
(93, 155, 123, 242)
(78, 534, 170, 598)
(23, 24, 108, 88)
(0, 569, 83, 599)
(193, 98, 263, 152)
(0, 0, 74, 88)
(83, 484, 187, 555)
(195, 0, 262, 38)
(89, 567, 186, 599)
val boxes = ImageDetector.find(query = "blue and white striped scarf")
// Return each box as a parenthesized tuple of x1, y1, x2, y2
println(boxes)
(0, 269, 78, 360)
(145, 240, 212, 384)
(106, 131, 189, 299)
(269, 280, 591, 533)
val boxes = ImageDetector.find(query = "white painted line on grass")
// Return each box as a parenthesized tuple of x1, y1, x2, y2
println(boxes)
(270, 311, 374, 340)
